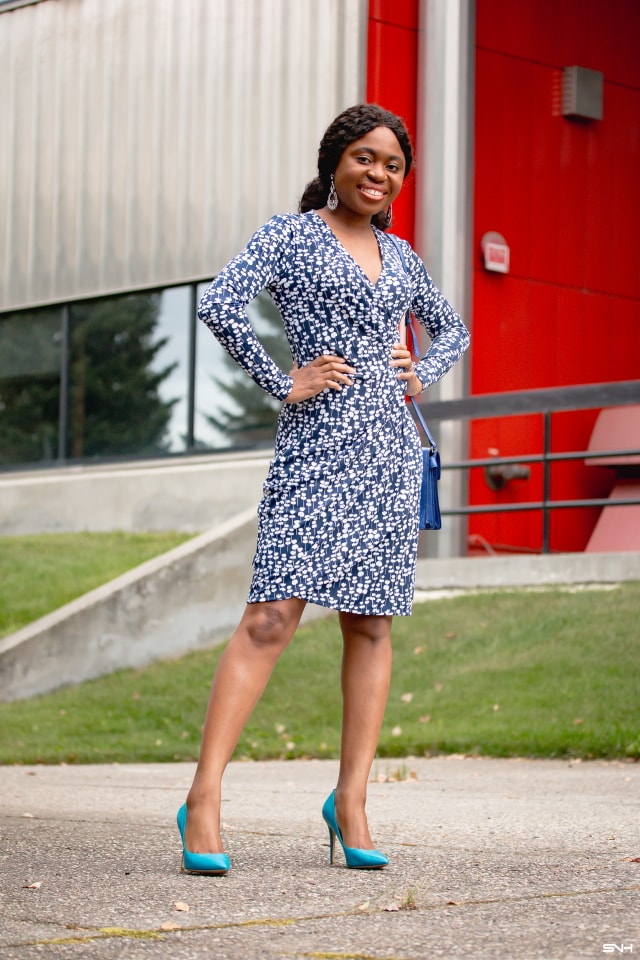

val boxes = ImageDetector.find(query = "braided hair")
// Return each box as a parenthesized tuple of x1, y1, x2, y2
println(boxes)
(299, 103, 413, 230)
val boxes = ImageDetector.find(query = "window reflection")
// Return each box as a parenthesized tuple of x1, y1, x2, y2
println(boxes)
(195, 281, 231, 451)
(154, 286, 190, 453)
(0, 281, 294, 469)
(195, 287, 291, 451)
(68, 293, 178, 460)
(0, 308, 61, 465)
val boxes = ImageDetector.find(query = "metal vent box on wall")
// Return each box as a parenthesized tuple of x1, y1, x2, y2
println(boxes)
(562, 66, 604, 120)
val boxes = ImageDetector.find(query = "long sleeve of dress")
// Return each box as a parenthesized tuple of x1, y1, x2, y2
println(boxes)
(197, 216, 295, 401)
(399, 240, 470, 389)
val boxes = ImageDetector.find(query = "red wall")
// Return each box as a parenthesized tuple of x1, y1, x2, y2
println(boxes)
(471, 0, 640, 552)
(366, 0, 420, 244)
(366, 0, 640, 554)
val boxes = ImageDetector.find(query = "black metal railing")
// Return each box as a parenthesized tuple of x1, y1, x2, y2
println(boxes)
(419, 379, 640, 553)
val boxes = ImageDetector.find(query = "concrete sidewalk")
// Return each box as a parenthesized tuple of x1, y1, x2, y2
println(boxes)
(1, 757, 638, 959)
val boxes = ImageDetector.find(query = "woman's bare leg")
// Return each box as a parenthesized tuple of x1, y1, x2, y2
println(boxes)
(334, 612, 393, 849)
(184, 597, 306, 853)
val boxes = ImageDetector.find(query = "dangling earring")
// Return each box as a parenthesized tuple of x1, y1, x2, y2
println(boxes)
(382, 204, 392, 229)
(327, 174, 339, 212)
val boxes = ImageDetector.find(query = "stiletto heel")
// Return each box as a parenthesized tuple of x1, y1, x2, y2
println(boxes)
(321, 790, 389, 870)
(176, 803, 231, 876)
(327, 824, 336, 865)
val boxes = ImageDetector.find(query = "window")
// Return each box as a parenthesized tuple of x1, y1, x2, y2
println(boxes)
(0, 282, 293, 469)
(0, 308, 62, 466)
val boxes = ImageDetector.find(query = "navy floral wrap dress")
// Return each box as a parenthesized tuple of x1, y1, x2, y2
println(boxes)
(198, 211, 470, 616)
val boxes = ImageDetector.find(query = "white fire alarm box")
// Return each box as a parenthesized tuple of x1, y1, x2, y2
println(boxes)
(481, 232, 510, 274)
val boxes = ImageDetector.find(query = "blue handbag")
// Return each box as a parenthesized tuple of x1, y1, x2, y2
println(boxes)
(410, 388, 442, 531)
(388, 234, 442, 531)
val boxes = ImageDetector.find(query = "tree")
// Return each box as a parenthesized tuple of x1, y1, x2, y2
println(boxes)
(68, 293, 177, 459)
(0, 293, 177, 466)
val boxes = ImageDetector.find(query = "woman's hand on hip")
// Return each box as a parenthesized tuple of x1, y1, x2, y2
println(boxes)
(284, 355, 356, 404)
(391, 342, 423, 397)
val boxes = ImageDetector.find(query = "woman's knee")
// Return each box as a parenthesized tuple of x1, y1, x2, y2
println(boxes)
(242, 600, 303, 652)
(339, 612, 392, 645)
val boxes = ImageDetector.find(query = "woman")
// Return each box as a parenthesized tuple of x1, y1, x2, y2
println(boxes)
(177, 103, 470, 875)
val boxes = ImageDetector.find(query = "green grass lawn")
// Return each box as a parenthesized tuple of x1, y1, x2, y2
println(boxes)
(0, 531, 193, 638)
(0, 580, 638, 764)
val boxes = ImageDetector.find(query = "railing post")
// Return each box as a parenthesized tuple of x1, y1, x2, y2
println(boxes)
(542, 411, 551, 553)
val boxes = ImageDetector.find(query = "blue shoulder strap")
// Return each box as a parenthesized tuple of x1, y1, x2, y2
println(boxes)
(386, 233, 437, 452)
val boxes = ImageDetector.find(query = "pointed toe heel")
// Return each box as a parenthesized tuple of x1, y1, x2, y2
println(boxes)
(176, 803, 230, 876)
(321, 790, 389, 870)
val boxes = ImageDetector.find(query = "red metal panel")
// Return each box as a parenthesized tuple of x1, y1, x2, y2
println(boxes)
(474, 51, 600, 294)
(583, 294, 640, 383)
(366, 11, 418, 243)
(584, 84, 640, 301)
(471, 0, 640, 552)
(477, 0, 640, 87)
(369, 0, 420, 31)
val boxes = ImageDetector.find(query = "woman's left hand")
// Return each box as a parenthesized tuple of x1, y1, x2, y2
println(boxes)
(391, 343, 423, 397)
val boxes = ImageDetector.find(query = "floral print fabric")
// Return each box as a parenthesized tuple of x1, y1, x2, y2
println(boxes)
(198, 211, 469, 615)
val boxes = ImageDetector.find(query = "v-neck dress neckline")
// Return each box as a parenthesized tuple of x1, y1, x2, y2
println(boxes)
(311, 210, 384, 288)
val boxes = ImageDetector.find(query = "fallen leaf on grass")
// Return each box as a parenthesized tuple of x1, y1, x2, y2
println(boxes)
(413, 646, 425, 655)
(419, 715, 431, 723)
(400, 692, 414, 703)
(174, 901, 190, 912)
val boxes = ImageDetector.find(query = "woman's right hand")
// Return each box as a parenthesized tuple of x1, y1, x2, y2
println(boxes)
(284, 356, 355, 404)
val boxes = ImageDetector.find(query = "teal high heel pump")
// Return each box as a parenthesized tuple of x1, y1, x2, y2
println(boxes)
(176, 803, 230, 876)
(322, 790, 389, 869)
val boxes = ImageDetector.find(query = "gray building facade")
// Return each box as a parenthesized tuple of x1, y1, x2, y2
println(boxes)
(0, 0, 366, 464)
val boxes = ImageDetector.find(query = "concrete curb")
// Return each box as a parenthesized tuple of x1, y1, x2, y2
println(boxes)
(0, 509, 259, 702)
(0, 452, 272, 535)
(416, 551, 640, 592)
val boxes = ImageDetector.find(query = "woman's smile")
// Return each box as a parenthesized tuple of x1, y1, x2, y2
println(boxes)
(358, 184, 387, 201)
